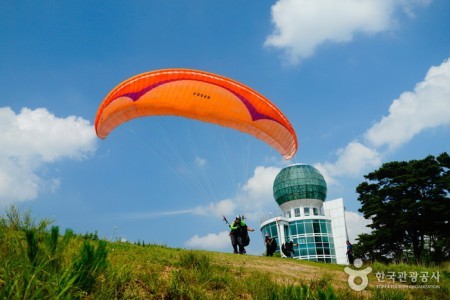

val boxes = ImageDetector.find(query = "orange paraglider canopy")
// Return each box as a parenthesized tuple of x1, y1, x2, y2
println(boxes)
(95, 68, 297, 159)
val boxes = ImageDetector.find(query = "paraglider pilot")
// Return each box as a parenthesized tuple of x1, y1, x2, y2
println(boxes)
(229, 215, 254, 254)
(264, 234, 277, 256)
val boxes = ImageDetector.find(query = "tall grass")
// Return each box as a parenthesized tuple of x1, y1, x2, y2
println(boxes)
(0, 207, 109, 299)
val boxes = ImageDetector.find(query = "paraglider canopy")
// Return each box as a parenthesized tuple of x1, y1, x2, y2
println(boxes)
(95, 68, 297, 159)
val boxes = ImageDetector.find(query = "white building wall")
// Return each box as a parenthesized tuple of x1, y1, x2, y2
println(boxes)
(323, 198, 349, 265)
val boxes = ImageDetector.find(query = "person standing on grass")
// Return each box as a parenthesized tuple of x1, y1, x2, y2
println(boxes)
(346, 240, 354, 265)
(264, 234, 277, 256)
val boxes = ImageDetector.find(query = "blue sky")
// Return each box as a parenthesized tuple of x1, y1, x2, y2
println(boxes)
(1, 0, 449, 255)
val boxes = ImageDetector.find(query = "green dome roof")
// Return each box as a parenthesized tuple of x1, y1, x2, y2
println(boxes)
(273, 164, 327, 206)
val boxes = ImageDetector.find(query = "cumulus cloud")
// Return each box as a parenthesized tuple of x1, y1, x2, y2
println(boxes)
(185, 231, 231, 251)
(315, 142, 382, 185)
(365, 58, 450, 150)
(265, 0, 430, 65)
(192, 199, 236, 218)
(315, 58, 450, 185)
(240, 166, 281, 208)
(0, 107, 97, 204)
(218, 165, 283, 221)
(345, 211, 372, 243)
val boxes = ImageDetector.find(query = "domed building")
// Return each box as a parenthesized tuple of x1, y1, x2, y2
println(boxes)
(260, 164, 349, 264)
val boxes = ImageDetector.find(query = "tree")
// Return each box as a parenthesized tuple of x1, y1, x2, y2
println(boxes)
(356, 153, 450, 264)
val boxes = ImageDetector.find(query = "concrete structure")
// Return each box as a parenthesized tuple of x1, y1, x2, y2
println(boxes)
(260, 164, 349, 264)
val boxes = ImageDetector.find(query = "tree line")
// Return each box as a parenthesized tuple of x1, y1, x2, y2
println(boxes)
(354, 152, 450, 265)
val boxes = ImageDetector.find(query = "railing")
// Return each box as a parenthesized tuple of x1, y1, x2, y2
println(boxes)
(259, 212, 283, 224)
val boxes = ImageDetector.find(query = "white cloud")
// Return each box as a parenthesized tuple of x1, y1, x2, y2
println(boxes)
(265, 0, 430, 65)
(365, 58, 450, 150)
(314, 57, 450, 186)
(314, 142, 382, 186)
(345, 211, 372, 243)
(158, 166, 281, 221)
(185, 231, 231, 251)
(241, 166, 281, 209)
(192, 199, 236, 218)
(0, 107, 97, 204)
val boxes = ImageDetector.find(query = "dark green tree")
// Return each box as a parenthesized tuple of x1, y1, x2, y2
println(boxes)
(356, 153, 450, 264)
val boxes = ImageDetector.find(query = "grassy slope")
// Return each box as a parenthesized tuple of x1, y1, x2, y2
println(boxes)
(107, 242, 449, 299)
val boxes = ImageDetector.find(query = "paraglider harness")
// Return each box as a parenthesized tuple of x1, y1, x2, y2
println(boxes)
(223, 216, 250, 247)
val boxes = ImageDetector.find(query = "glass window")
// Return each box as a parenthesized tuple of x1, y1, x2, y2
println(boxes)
(320, 221, 328, 233)
(297, 221, 305, 234)
(270, 227, 276, 237)
(286, 211, 291, 218)
(263, 223, 279, 239)
(313, 207, 318, 215)
(294, 208, 300, 217)
(308, 248, 316, 255)
(305, 221, 313, 234)
(304, 207, 310, 216)
(313, 221, 321, 233)
(326, 221, 333, 234)
(290, 223, 297, 235)
(284, 225, 289, 242)
(300, 249, 307, 256)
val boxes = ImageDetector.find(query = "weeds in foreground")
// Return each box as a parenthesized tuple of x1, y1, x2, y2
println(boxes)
(0, 206, 108, 299)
